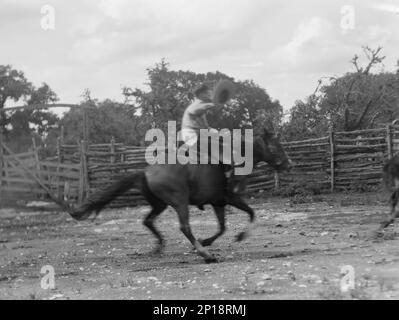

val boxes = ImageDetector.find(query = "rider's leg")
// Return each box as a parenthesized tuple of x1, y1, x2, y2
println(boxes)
(217, 131, 243, 193)
(181, 128, 198, 148)
(180, 128, 199, 160)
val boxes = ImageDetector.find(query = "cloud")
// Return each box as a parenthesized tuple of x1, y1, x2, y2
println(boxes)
(372, 2, 399, 14)
(0, 0, 398, 112)
(279, 17, 333, 64)
(240, 62, 265, 68)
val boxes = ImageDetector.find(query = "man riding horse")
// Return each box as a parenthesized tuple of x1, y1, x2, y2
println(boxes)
(181, 80, 243, 193)
(71, 80, 291, 263)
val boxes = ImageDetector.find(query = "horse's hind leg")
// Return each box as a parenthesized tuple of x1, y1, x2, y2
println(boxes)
(143, 202, 167, 254)
(379, 188, 399, 231)
(142, 189, 168, 254)
(226, 195, 255, 242)
(199, 206, 226, 247)
(174, 204, 218, 263)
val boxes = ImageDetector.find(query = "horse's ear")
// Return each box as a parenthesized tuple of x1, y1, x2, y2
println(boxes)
(263, 128, 273, 140)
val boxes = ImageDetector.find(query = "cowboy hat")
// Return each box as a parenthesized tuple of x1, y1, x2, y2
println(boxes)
(212, 79, 236, 104)
(192, 82, 213, 98)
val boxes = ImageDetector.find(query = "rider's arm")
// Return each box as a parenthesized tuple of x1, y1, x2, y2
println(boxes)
(190, 101, 217, 116)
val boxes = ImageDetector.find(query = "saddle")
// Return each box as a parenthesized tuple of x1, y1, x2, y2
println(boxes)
(177, 140, 231, 169)
(176, 140, 245, 195)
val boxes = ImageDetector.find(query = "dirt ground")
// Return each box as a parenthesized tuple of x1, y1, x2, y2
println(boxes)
(1, 191, 399, 300)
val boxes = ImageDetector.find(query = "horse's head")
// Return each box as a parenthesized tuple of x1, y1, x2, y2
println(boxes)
(255, 128, 292, 172)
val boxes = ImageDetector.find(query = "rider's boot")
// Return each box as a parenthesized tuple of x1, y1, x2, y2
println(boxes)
(224, 165, 243, 194)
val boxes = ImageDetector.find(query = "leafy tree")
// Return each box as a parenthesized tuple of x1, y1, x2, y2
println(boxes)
(0, 65, 32, 109)
(217, 79, 282, 131)
(45, 61, 284, 149)
(7, 83, 59, 153)
(282, 96, 329, 141)
(28, 82, 58, 105)
(282, 47, 399, 140)
(317, 46, 398, 131)
(0, 65, 32, 130)
(123, 60, 283, 138)
(60, 98, 143, 145)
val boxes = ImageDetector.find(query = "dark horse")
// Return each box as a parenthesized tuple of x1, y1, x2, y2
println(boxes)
(70, 129, 291, 263)
(378, 153, 399, 231)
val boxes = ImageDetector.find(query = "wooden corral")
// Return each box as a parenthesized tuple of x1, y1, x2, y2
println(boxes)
(1, 122, 399, 209)
(54, 124, 399, 207)
(277, 125, 399, 193)
(279, 136, 331, 192)
(0, 140, 81, 205)
(0, 104, 88, 207)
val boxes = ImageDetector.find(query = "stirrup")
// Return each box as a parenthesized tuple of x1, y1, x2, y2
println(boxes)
(225, 181, 241, 194)
(226, 175, 241, 193)
(224, 169, 233, 178)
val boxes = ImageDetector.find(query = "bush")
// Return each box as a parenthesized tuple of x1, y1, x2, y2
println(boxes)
(344, 179, 382, 193)
(271, 181, 325, 205)
(272, 181, 323, 197)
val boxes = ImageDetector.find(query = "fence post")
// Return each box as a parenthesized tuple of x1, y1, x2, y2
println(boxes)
(56, 137, 62, 200)
(78, 140, 84, 204)
(110, 136, 115, 164)
(82, 140, 90, 201)
(274, 171, 280, 191)
(329, 128, 335, 193)
(60, 125, 64, 143)
(31, 137, 42, 199)
(0, 127, 3, 206)
(82, 105, 88, 143)
(78, 140, 89, 204)
(32, 137, 40, 168)
(386, 124, 393, 160)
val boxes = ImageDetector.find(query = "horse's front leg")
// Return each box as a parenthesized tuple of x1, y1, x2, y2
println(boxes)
(378, 188, 399, 232)
(198, 205, 226, 247)
(174, 204, 218, 263)
(142, 203, 167, 254)
(226, 194, 255, 242)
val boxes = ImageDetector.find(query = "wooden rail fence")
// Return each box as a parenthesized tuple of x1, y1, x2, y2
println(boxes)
(0, 140, 81, 205)
(1, 125, 399, 208)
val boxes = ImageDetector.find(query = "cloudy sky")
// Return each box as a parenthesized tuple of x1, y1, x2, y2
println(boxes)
(1, 0, 398, 113)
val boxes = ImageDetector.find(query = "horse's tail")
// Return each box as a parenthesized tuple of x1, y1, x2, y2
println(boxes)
(70, 171, 145, 221)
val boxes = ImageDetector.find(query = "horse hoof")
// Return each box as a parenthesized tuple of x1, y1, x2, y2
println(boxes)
(198, 238, 211, 247)
(204, 256, 218, 264)
(372, 230, 384, 239)
(235, 232, 247, 242)
(150, 244, 164, 255)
